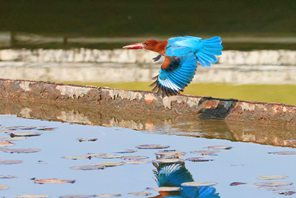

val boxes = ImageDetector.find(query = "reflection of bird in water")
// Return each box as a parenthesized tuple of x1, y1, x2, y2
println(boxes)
(123, 36, 222, 96)
(151, 161, 220, 198)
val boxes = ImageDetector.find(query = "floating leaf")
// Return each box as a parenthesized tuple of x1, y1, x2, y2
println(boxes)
(116, 149, 137, 154)
(71, 164, 105, 171)
(0, 159, 22, 165)
(78, 138, 98, 142)
(128, 191, 152, 196)
(16, 195, 48, 198)
(278, 191, 296, 196)
(155, 151, 184, 159)
(154, 159, 184, 165)
(10, 132, 41, 137)
(190, 150, 219, 156)
(255, 181, 293, 188)
(0, 141, 13, 147)
(258, 175, 288, 180)
(71, 162, 124, 171)
(181, 182, 217, 187)
(0, 175, 16, 179)
(0, 148, 41, 154)
(31, 178, 75, 184)
(121, 156, 149, 161)
(124, 160, 150, 165)
(268, 151, 296, 155)
(207, 145, 232, 150)
(37, 127, 55, 131)
(230, 182, 247, 186)
(0, 184, 8, 190)
(186, 157, 213, 162)
(95, 194, 122, 197)
(136, 144, 170, 149)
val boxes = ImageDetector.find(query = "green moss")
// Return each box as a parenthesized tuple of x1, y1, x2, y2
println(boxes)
(65, 82, 296, 105)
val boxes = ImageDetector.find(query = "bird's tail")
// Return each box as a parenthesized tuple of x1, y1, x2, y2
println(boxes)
(195, 36, 223, 67)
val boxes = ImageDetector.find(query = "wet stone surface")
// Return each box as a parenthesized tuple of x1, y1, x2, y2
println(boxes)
(0, 115, 296, 197)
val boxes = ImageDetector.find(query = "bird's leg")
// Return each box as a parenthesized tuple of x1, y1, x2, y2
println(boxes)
(152, 54, 163, 63)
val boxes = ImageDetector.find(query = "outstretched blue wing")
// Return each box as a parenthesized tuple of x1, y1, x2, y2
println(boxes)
(166, 36, 223, 67)
(150, 53, 197, 97)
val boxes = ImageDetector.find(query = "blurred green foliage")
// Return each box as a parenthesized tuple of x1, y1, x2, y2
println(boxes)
(1, 0, 296, 37)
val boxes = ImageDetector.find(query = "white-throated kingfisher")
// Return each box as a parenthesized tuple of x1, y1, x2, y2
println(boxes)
(123, 36, 222, 97)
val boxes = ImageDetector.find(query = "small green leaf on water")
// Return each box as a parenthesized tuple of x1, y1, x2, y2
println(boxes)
(0, 175, 16, 179)
(258, 175, 288, 180)
(0, 148, 41, 154)
(31, 178, 75, 184)
(207, 145, 232, 150)
(254, 181, 293, 188)
(268, 151, 296, 155)
(155, 151, 184, 159)
(78, 138, 98, 142)
(0, 141, 13, 147)
(116, 149, 137, 154)
(71, 162, 124, 171)
(10, 132, 41, 137)
(136, 144, 170, 149)
(186, 157, 214, 162)
(121, 156, 149, 161)
(0, 184, 8, 190)
(128, 191, 152, 196)
(16, 195, 49, 198)
(0, 159, 22, 165)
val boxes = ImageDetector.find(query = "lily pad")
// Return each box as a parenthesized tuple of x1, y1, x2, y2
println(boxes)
(37, 127, 55, 131)
(0, 175, 16, 179)
(31, 178, 75, 184)
(186, 157, 213, 162)
(121, 156, 149, 161)
(190, 150, 219, 156)
(0, 184, 8, 190)
(155, 151, 184, 159)
(154, 159, 184, 164)
(279, 191, 296, 196)
(136, 144, 170, 149)
(0, 148, 41, 154)
(258, 175, 288, 180)
(71, 162, 124, 171)
(0, 159, 22, 165)
(230, 182, 247, 186)
(181, 182, 217, 187)
(10, 132, 41, 137)
(0, 141, 13, 147)
(78, 138, 98, 142)
(255, 181, 293, 188)
(128, 191, 152, 196)
(207, 145, 232, 150)
(116, 149, 137, 154)
(268, 151, 296, 155)
(95, 194, 122, 197)
(16, 195, 49, 198)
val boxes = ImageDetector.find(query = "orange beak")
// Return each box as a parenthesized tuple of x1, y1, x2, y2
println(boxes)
(122, 42, 144, 49)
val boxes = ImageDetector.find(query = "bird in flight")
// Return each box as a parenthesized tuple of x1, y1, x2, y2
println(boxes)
(123, 36, 222, 97)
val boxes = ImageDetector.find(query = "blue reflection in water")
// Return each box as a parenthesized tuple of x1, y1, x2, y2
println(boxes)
(152, 161, 220, 198)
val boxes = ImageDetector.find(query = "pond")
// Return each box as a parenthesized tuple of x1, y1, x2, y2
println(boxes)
(0, 113, 296, 198)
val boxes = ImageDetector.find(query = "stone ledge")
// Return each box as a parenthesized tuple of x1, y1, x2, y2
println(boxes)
(0, 79, 295, 126)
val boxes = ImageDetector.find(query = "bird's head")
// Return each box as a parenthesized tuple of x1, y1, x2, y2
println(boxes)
(123, 39, 166, 54)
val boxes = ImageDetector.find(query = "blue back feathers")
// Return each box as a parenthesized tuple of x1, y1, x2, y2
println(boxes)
(152, 35, 222, 96)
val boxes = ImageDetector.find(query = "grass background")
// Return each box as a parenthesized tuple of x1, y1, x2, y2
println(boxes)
(66, 82, 296, 106)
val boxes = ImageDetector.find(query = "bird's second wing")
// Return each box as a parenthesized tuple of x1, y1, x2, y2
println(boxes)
(150, 52, 197, 97)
